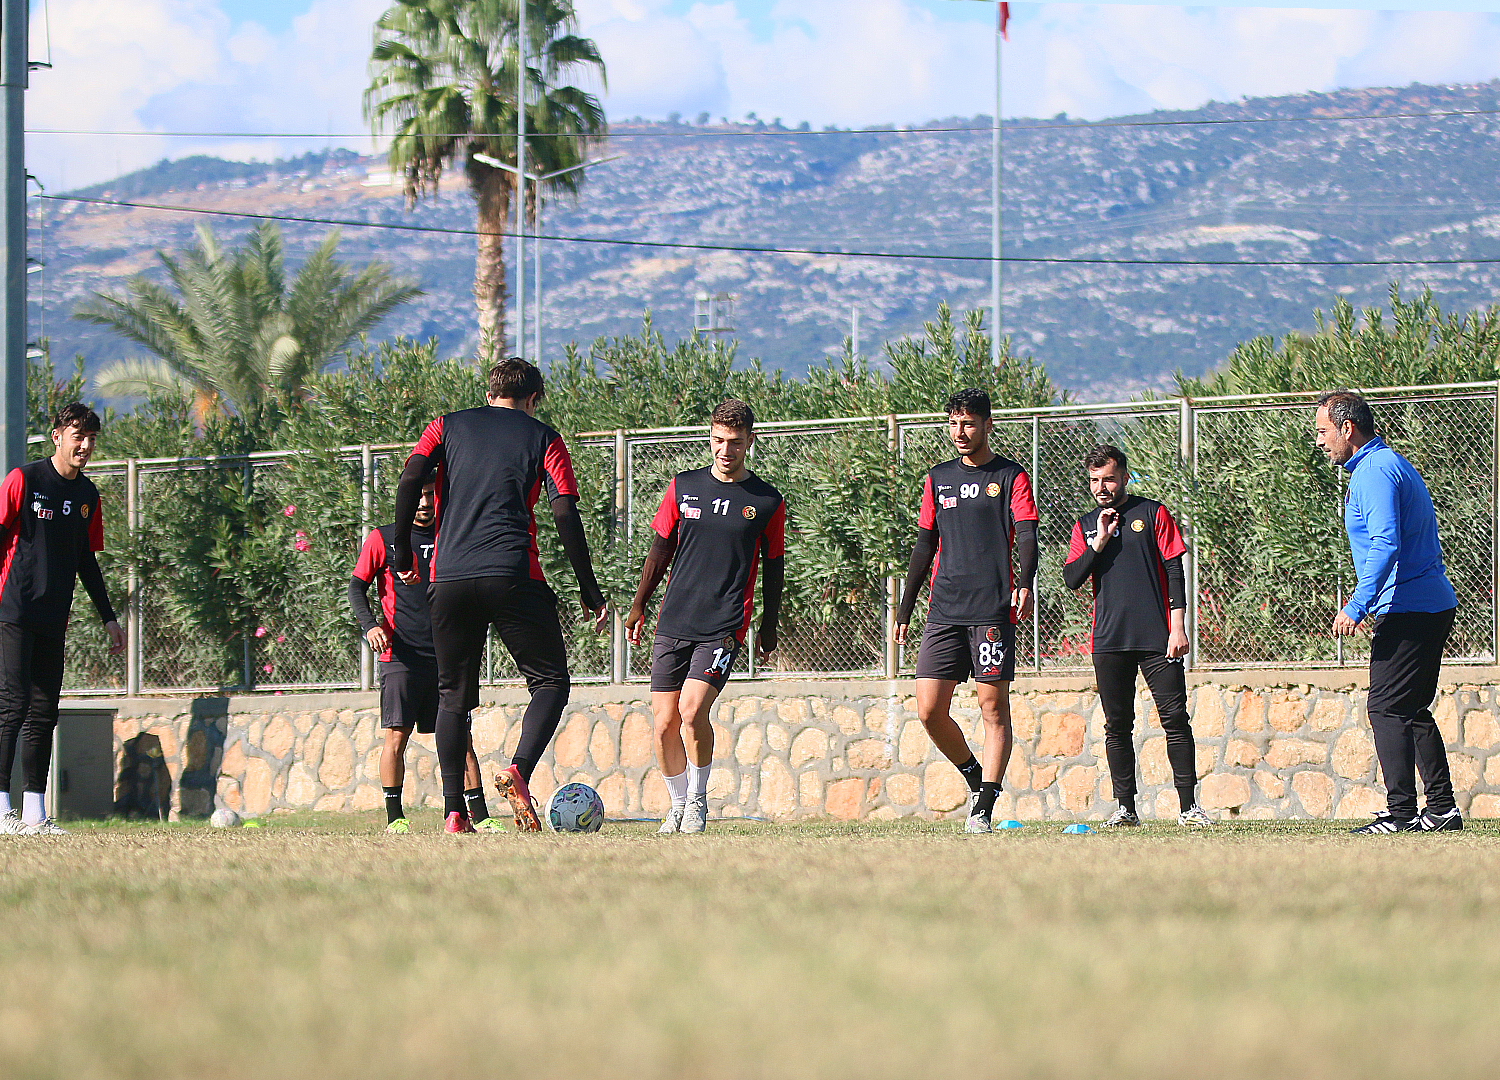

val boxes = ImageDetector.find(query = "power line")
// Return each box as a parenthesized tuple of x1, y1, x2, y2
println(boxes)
(38, 193, 1500, 269)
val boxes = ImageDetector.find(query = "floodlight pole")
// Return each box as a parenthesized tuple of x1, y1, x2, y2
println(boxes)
(516, 0, 526, 360)
(1, 0, 28, 472)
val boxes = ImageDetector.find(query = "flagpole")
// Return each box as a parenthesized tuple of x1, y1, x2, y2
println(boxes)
(991, 2, 1004, 370)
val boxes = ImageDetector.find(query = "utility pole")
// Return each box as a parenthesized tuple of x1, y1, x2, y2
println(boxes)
(990, 1, 1004, 371)
(516, 0, 526, 360)
(1, 0, 27, 471)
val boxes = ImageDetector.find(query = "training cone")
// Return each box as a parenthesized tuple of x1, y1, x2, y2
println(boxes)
(1063, 823, 1093, 834)
(997, 819, 1023, 830)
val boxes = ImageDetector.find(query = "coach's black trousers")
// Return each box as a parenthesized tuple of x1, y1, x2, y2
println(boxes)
(1367, 607, 1456, 818)
(0, 622, 67, 795)
(1093, 650, 1196, 802)
(428, 577, 571, 806)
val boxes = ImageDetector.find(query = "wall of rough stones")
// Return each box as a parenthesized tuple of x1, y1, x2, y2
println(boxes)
(95, 675, 1500, 821)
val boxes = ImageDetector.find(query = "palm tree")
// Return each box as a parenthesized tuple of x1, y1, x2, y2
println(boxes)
(76, 223, 420, 426)
(364, 0, 606, 357)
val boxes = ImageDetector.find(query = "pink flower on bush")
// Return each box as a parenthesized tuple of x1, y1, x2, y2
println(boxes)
(254, 626, 267, 638)
(283, 505, 296, 517)
(262, 663, 273, 674)
(275, 634, 285, 644)
(293, 531, 310, 553)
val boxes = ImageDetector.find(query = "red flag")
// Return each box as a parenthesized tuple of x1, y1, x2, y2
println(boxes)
(1000, 2, 1009, 39)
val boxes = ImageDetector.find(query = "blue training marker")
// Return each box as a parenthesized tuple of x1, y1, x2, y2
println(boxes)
(1063, 823, 1093, 834)
(996, 819, 1023, 830)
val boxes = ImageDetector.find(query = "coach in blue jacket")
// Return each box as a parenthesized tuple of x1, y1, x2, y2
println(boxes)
(1315, 390, 1461, 833)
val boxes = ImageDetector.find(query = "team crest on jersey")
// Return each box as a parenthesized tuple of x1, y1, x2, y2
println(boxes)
(985, 626, 1003, 643)
(986, 482, 1001, 497)
(1131, 518, 1145, 532)
(742, 506, 756, 520)
(723, 635, 737, 649)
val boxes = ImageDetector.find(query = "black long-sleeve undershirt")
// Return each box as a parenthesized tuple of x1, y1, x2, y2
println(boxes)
(759, 555, 784, 650)
(895, 521, 1036, 625)
(349, 576, 378, 634)
(391, 452, 432, 571)
(77, 550, 116, 625)
(1013, 520, 1038, 593)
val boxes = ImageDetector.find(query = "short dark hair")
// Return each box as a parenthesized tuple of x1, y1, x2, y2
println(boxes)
(488, 357, 544, 401)
(52, 402, 101, 434)
(1083, 444, 1128, 473)
(1316, 390, 1375, 437)
(710, 399, 754, 433)
(945, 388, 991, 419)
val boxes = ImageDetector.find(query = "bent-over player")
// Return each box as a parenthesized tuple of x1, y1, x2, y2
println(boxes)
(393, 358, 608, 833)
(1062, 445, 1211, 828)
(894, 389, 1037, 834)
(350, 481, 499, 833)
(625, 400, 785, 834)
(0, 404, 124, 834)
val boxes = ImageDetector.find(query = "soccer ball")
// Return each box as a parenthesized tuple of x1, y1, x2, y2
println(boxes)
(210, 808, 242, 828)
(546, 783, 605, 833)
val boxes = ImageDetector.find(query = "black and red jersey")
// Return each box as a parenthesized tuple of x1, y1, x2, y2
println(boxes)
(1067, 495, 1187, 653)
(0, 458, 113, 632)
(650, 468, 786, 642)
(917, 455, 1038, 626)
(352, 523, 436, 670)
(409, 406, 580, 584)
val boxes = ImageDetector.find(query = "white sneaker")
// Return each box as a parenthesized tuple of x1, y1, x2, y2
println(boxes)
(22, 818, 68, 836)
(680, 794, 708, 834)
(1102, 806, 1141, 828)
(1177, 804, 1214, 828)
(0, 810, 25, 835)
(963, 791, 993, 833)
(658, 803, 685, 834)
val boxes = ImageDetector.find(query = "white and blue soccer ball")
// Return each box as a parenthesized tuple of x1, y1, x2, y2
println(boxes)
(546, 783, 605, 833)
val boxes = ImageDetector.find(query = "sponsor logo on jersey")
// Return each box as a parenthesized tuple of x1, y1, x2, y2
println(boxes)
(985, 626, 1003, 642)
(742, 506, 756, 520)
(986, 482, 1001, 497)
(681, 493, 698, 502)
(1131, 518, 1146, 532)
(682, 506, 701, 519)
(941, 496, 958, 509)
(35, 509, 52, 520)
(936, 485, 951, 492)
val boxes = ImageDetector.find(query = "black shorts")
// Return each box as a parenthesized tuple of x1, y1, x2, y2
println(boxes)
(650, 633, 741, 693)
(380, 665, 439, 733)
(428, 576, 570, 718)
(914, 621, 1016, 683)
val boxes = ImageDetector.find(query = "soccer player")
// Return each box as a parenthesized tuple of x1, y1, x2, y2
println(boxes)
(350, 481, 500, 833)
(893, 388, 1037, 834)
(393, 358, 608, 833)
(0, 404, 124, 835)
(1062, 445, 1212, 828)
(1314, 391, 1462, 833)
(624, 400, 785, 834)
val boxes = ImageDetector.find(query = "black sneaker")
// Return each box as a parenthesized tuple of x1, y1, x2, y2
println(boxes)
(1415, 806, 1464, 832)
(1349, 811, 1416, 834)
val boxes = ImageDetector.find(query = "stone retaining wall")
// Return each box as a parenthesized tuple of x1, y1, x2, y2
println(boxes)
(97, 676, 1500, 821)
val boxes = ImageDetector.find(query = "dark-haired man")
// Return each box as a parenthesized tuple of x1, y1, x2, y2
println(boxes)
(894, 388, 1038, 834)
(0, 404, 124, 835)
(1063, 445, 1211, 828)
(1314, 391, 1461, 833)
(625, 400, 785, 834)
(393, 358, 608, 833)
(350, 481, 499, 833)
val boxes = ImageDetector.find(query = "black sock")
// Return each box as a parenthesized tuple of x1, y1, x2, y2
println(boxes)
(1120, 795, 1137, 817)
(464, 787, 489, 823)
(957, 755, 983, 793)
(1177, 786, 1196, 813)
(976, 781, 1002, 817)
(383, 787, 404, 824)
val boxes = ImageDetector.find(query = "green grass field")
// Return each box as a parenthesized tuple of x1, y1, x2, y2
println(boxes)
(2, 814, 1498, 1079)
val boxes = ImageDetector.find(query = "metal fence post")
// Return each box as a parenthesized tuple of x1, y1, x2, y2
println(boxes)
(612, 428, 626, 684)
(1031, 413, 1041, 673)
(1492, 382, 1498, 665)
(126, 458, 140, 697)
(359, 444, 373, 692)
(1180, 398, 1196, 671)
(242, 459, 254, 692)
(885, 414, 898, 679)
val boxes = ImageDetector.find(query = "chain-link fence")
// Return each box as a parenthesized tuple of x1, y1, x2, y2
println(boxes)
(59, 382, 1498, 695)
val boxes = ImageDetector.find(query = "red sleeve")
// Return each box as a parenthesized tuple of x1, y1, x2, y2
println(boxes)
(0, 468, 24, 533)
(1154, 505, 1187, 561)
(411, 415, 444, 460)
(352, 529, 386, 582)
(763, 500, 786, 559)
(89, 497, 105, 552)
(1010, 470, 1039, 522)
(543, 435, 580, 500)
(917, 475, 936, 530)
(650, 478, 679, 539)
(1067, 521, 1086, 561)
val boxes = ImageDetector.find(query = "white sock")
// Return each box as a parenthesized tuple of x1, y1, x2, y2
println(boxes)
(0, 791, 10, 813)
(22, 791, 45, 826)
(687, 761, 711, 796)
(664, 770, 689, 807)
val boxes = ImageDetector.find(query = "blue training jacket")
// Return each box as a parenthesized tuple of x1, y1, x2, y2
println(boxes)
(1341, 436, 1457, 622)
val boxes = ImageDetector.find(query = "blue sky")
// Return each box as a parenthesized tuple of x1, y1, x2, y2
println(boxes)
(24, 1, 1500, 190)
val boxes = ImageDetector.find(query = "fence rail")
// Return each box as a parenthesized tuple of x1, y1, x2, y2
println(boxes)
(61, 383, 1500, 696)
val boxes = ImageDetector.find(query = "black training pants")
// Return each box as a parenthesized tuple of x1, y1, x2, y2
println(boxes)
(1367, 607, 1456, 817)
(1093, 650, 1196, 801)
(0, 623, 67, 794)
(428, 577, 571, 803)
